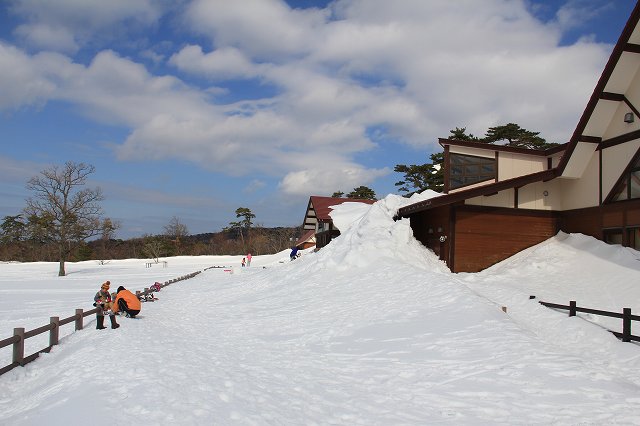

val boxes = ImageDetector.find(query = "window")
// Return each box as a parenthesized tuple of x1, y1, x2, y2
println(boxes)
(603, 227, 640, 250)
(449, 153, 496, 190)
(604, 228, 623, 245)
(628, 228, 640, 251)
(611, 155, 640, 201)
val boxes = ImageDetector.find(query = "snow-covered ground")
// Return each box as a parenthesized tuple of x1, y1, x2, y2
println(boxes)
(1, 193, 640, 425)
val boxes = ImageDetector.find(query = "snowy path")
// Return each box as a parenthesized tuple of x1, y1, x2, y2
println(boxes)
(2, 195, 640, 425)
(2, 256, 640, 425)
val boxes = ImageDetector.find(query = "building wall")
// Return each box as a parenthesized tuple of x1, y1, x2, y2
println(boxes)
(447, 145, 548, 195)
(498, 152, 546, 181)
(449, 145, 494, 159)
(518, 180, 563, 210)
(409, 205, 451, 263)
(602, 93, 640, 141)
(561, 199, 640, 240)
(465, 191, 513, 208)
(559, 152, 600, 210)
(463, 179, 562, 210)
(601, 139, 640, 198)
(316, 229, 340, 248)
(452, 206, 559, 273)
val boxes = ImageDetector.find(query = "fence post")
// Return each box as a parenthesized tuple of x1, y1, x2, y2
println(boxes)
(75, 309, 84, 331)
(13, 328, 25, 366)
(623, 308, 632, 343)
(569, 301, 576, 317)
(50, 316, 59, 347)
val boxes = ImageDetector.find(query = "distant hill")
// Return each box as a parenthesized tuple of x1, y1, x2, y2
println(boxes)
(0, 226, 303, 262)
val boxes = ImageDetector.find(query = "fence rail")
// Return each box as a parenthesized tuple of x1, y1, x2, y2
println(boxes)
(0, 270, 202, 377)
(539, 300, 640, 343)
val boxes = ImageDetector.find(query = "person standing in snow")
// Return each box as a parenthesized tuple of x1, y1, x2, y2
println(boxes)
(290, 246, 299, 261)
(94, 281, 120, 330)
(246, 252, 252, 266)
(113, 285, 141, 318)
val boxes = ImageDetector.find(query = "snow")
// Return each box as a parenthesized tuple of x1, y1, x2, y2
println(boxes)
(1, 193, 640, 425)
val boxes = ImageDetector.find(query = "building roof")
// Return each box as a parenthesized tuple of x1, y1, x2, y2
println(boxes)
(397, 2, 640, 219)
(295, 229, 316, 247)
(303, 196, 377, 229)
(558, 2, 640, 176)
(310, 196, 376, 221)
(440, 138, 567, 156)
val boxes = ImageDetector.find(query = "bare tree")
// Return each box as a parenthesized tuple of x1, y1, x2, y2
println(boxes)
(163, 216, 189, 238)
(164, 216, 189, 255)
(97, 218, 121, 263)
(142, 235, 165, 263)
(24, 162, 106, 276)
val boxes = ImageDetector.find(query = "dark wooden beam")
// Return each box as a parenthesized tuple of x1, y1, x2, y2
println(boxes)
(601, 92, 625, 101)
(579, 135, 602, 144)
(624, 42, 640, 53)
(624, 96, 640, 119)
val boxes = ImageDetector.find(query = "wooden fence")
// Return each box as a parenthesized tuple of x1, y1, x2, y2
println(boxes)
(539, 300, 640, 343)
(0, 270, 202, 377)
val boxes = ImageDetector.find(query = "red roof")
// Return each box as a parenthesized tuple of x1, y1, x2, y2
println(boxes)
(309, 196, 376, 222)
(295, 229, 316, 247)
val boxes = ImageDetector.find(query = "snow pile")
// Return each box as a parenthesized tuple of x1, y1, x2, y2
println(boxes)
(316, 191, 447, 272)
(1, 193, 640, 425)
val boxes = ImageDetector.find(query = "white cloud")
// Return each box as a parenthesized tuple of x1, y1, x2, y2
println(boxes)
(552, 0, 612, 34)
(184, 0, 327, 59)
(8, 0, 165, 52)
(243, 179, 267, 194)
(0, 0, 619, 198)
(0, 155, 45, 183)
(169, 45, 260, 79)
(279, 165, 390, 196)
(14, 23, 78, 53)
(0, 42, 57, 110)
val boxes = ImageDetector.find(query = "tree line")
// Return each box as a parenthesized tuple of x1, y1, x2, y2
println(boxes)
(0, 162, 375, 274)
(394, 123, 558, 196)
(0, 162, 300, 275)
(1, 123, 547, 274)
(1, 210, 301, 270)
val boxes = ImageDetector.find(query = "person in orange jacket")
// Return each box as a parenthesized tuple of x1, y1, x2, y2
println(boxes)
(113, 286, 141, 318)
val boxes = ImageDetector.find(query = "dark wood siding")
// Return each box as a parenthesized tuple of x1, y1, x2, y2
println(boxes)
(453, 206, 559, 273)
(316, 230, 340, 248)
(560, 206, 602, 239)
(561, 199, 640, 244)
(409, 205, 451, 264)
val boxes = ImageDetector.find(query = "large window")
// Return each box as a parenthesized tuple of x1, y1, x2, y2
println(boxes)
(449, 153, 496, 190)
(629, 228, 640, 251)
(604, 228, 623, 245)
(603, 227, 640, 251)
(611, 155, 640, 201)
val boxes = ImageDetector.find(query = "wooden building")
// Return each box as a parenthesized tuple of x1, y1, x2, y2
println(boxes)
(294, 229, 316, 250)
(397, 3, 640, 272)
(301, 196, 376, 249)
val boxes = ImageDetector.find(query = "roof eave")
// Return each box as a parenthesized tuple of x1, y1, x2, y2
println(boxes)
(557, 2, 640, 174)
(397, 168, 557, 217)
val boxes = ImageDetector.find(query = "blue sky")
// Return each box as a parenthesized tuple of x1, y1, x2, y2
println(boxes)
(0, 0, 636, 239)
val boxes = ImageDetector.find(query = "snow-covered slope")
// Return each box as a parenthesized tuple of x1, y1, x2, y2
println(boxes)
(1, 194, 639, 425)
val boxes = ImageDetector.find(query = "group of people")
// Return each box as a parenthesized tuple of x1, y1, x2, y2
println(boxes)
(93, 281, 142, 330)
(241, 252, 252, 267)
